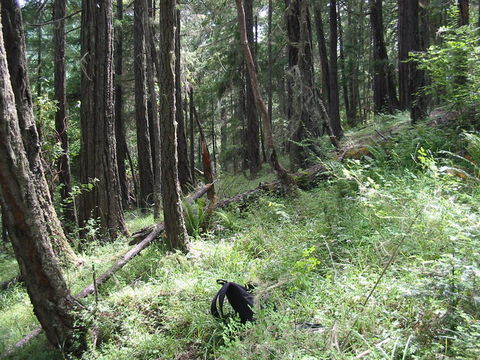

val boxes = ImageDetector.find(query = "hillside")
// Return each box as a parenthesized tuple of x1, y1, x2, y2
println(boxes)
(1, 115, 480, 359)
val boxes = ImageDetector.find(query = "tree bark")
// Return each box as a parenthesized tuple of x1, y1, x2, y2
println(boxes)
(114, 0, 129, 208)
(158, 0, 189, 251)
(1, 0, 78, 265)
(458, 0, 469, 26)
(411, 0, 429, 123)
(53, 0, 76, 233)
(313, 3, 331, 118)
(175, 9, 193, 191)
(0, 18, 84, 353)
(146, 12, 162, 219)
(134, 0, 155, 210)
(191, 90, 217, 203)
(398, 0, 427, 122)
(328, 0, 343, 138)
(244, 0, 261, 176)
(235, 0, 294, 189)
(267, 0, 273, 129)
(147, 14, 163, 219)
(288, 0, 322, 169)
(79, 0, 128, 238)
(398, 0, 415, 111)
(337, 1, 351, 124)
(189, 89, 196, 183)
(370, 0, 399, 114)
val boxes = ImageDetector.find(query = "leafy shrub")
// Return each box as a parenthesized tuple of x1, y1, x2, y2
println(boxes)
(414, 8, 480, 122)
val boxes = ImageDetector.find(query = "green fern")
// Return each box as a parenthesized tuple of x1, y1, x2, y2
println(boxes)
(182, 198, 207, 237)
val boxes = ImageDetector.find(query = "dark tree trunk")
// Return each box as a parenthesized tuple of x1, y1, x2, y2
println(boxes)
(189, 89, 196, 183)
(370, 0, 399, 114)
(398, 0, 416, 110)
(285, 0, 319, 169)
(1, 0, 78, 265)
(238, 76, 248, 172)
(458, 0, 469, 26)
(79, 0, 128, 238)
(337, 1, 351, 123)
(146, 13, 162, 219)
(345, 2, 361, 124)
(0, 18, 84, 353)
(115, 0, 129, 209)
(220, 105, 227, 161)
(211, 103, 217, 173)
(267, 0, 273, 127)
(134, 0, 154, 210)
(36, 25, 42, 127)
(158, 0, 189, 251)
(411, 0, 429, 122)
(328, 0, 343, 139)
(146, 14, 164, 219)
(398, 0, 427, 122)
(53, 0, 76, 232)
(235, 0, 293, 189)
(244, 0, 261, 176)
(175, 9, 193, 191)
(313, 3, 331, 115)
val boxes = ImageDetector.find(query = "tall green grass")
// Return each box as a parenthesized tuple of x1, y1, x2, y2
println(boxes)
(1, 116, 480, 359)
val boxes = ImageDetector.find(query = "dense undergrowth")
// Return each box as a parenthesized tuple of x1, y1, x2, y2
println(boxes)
(1, 114, 480, 359)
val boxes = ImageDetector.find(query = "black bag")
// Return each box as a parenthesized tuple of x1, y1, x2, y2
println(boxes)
(211, 279, 255, 324)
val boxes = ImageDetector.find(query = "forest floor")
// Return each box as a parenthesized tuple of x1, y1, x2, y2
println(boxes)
(1, 112, 480, 359)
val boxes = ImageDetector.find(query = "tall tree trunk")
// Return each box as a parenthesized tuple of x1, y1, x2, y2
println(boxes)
(411, 0, 429, 122)
(189, 89, 196, 183)
(458, 0, 469, 25)
(313, 3, 331, 116)
(328, 0, 343, 138)
(337, 1, 351, 123)
(115, 0, 129, 206)
(79, 0, 128, 238)
(398, 0, 427, 122)
(175, 9, 193, 191)
(159, 0, 189, 251)
(36, 25, 42, 127)
(345, 1, 361, 124)
(147, 10, 163, 219)
(267, 0, 273, 127)
(220, 105, 228, 164)
(0, 18, 84, 353)
(398, 0, 414, 110)
(211, 103, 218, 173)
(285, 0, 319, 169)
(235, 0, 293, 189)
(115, 0, 129, 209)
(134, 0, 154, 210)
(370, 0, 399, 114)
(146, 11, 162, 219)
(1, 0, 78, 265)
(53, 0, 76, 233)
(244, 0, 261, 176)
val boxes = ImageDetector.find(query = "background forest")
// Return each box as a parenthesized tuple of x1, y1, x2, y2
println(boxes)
(0, 0, 480, 359)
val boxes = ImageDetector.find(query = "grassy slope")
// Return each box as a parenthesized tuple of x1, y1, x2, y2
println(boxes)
(1, 115, 480, 359)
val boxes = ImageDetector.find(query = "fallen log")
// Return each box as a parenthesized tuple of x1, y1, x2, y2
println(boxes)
(217, 164, 329, 209)
(4, 184, 212, 356)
